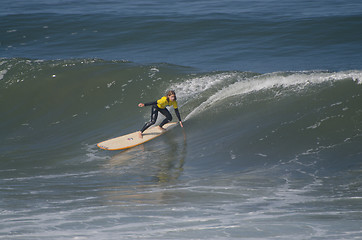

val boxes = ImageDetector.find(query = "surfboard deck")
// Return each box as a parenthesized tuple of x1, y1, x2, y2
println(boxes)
(97, 122, 178, 151)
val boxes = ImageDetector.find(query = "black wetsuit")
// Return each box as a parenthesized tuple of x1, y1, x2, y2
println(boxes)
(140, 100, 181, 133)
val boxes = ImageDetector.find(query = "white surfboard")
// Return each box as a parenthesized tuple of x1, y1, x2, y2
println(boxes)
(97, 122, 178, 151)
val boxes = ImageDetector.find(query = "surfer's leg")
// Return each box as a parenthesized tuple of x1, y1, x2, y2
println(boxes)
(140, 105, 158, 133)
(159, 108, 172, 128)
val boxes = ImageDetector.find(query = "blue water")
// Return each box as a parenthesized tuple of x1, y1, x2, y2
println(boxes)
(1, 1, 362, 239)
(2, 0, 362, 72)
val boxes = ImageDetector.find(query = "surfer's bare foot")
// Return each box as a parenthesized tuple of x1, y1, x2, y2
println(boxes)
(138, 131, 143, 139)
(157, 126, 166, 131)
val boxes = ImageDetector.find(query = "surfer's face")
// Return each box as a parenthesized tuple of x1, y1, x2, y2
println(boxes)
(168, 94, 176, 101)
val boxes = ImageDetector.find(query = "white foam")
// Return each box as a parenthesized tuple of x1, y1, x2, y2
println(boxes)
(172, 72, 239, 100)
(107, 81, 115, 88)
(148, 67, 160, 78)
(0, 69, 7, 80)
(82, 143, 110, 163)
(184, 70, 362, 120)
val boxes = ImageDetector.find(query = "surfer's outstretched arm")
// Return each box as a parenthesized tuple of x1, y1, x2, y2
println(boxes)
(138, 101, 157, 107)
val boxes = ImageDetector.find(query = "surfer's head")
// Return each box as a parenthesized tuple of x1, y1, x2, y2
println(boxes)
(166, 90, 176, 101)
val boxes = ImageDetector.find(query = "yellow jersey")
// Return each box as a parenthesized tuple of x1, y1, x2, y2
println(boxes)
(157, 96, 178, 109)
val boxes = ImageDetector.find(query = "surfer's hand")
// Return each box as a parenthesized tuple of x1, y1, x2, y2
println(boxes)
(138, 103, 145, 107)
(179, 121, 184, 127)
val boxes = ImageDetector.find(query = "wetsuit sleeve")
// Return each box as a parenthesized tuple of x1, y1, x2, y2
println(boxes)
(144, 101, 157, 106)
(174, 108, 182, 122)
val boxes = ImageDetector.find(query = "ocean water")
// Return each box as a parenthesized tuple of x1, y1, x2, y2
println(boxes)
(1, 1, 362, 239)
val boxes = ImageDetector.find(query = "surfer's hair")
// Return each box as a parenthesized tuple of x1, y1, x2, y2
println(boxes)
(166, 90, 177, 100)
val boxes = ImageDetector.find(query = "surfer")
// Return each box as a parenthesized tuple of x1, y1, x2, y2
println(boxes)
(138, 90, 183, 138)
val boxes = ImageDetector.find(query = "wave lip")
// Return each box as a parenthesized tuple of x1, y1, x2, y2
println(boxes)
(177, 70, 362, 120)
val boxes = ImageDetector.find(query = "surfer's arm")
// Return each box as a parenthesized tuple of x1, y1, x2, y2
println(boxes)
(144, 101, 157, 106)
(174, 108, 183, 127)
(174, 108, 181, 121)
(139, 101, 157, 107)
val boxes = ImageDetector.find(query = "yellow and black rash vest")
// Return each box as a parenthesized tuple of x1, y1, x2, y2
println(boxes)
(156, 96, 178, 109)
(144, 96, 181, 121)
